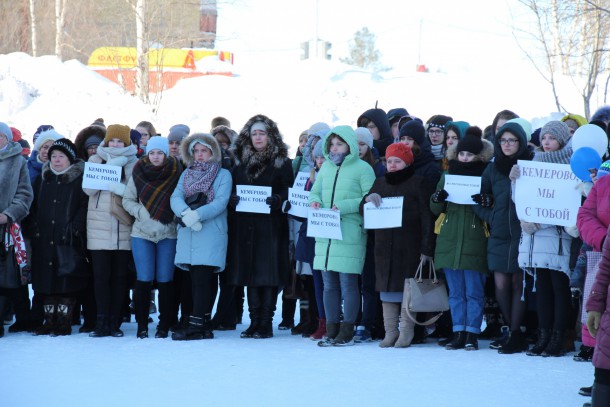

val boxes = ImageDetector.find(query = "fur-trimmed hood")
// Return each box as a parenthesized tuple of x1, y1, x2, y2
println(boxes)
(232, 114, 289, 169)
(211, 125, 237, 146)
(41, 159, 85, 183)
(180, 133, 222, 167)
(446, 138, 494, 163)
(74, 125, 106, 160)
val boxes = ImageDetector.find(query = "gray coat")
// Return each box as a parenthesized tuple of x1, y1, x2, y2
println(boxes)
(0, 142, 33, 222)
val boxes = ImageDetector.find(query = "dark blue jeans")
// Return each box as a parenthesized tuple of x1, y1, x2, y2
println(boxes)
(131, 237, 176, 283)
(444, 269, 487, 334)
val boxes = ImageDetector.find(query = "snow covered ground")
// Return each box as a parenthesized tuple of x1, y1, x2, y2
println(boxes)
(1, 302, 593, 407)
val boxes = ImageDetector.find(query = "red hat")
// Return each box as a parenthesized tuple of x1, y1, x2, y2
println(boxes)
(10, 127, 22, 141)
(385, 142, 414, 165)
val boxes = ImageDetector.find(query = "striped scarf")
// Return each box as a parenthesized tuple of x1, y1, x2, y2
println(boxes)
(132, 156, 181, 225)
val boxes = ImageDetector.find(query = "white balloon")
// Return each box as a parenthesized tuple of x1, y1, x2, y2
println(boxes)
(571, 124, 608, 158)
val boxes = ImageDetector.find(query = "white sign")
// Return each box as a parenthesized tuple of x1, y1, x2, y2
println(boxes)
(515, 160, 581, 227)
(288, 188, 310, 218)
(363, 196, 404, 229)
(82, 162, 121, 190)
(235, 185, 272, 214)
(307, 209, 343, 240)
(293, 171, 310, 190)
(444, 175, 482, 205)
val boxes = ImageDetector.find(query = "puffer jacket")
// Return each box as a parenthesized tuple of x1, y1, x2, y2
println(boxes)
(577, 175, 610, 251)
(309, 125, 376, 274)
(84, 144, 138, 250)
(586, 230, 610, 370)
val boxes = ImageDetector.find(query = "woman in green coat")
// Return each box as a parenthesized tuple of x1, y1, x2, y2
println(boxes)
(431, 127, 493, 351)
(309, 125, 375, 346)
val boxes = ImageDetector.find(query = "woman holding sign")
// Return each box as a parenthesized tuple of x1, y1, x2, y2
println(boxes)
(310, 126, 376, 346)
(512, 120, 578, 357)
(430, 127, 494, 350)
(472, 122, 533, 354)
(227, 115, 294, 339)
(361, 142, 435, 348)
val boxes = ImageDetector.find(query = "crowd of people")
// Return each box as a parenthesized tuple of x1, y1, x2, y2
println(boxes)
(2, 106, 610, 404)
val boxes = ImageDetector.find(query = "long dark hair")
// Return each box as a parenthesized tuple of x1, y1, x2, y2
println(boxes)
(361, 147, 375, 168)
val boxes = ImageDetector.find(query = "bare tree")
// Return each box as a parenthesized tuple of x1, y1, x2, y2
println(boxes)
(340, 27, 385, 71)
(55, 0, 67, 59)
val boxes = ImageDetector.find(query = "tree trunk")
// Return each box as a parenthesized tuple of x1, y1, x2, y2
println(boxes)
(135, 0, 149, 103)
(55, 0, 66, 60)
(29, 0, 37, 57)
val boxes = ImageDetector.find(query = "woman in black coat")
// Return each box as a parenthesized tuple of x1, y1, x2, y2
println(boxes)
(30, 139, 89, 336)
(227, 114, 294, 339)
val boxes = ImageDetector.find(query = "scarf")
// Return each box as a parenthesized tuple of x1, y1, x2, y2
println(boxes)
(183, 160, 221, 200)
(328, 152, 347, 166)
(384, 165, 414, 185)
(132, 156, 181, 225)
(494, 149, 534, 176)
(431, 144, 445, 161)
(242, 144, 274, 181)
(533, 146, 573, 165)
(448, 159, 488, 177)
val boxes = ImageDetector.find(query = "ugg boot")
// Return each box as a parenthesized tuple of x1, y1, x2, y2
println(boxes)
(318, 321, 340, 347)
(592, 383, 610, 406)
(542, 330, 568, 357)
(445, 331, 467, 350)
(498, 330, 528, 354)
(333, 322, 355, 346)
(155, 282, 175, 339)
(394, 307, 415, 348)
(379, 302, 400, 348)
(33, 297, 58, 336)
(526, 328, 551, 356)
(134, 281, 152, 339)
(309, 318, 326, 341)
(89, 315, 110, 337)
(172, 314, 214, 341)
(51, 297, 75, 336)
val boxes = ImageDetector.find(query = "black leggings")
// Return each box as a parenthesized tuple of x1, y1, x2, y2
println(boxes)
(190, 266, 214, 319)
(535, 268, 572, 330)
(596, 368, 610, 386)
(494, 271, 526, 331)
(91, 250, 130, 318)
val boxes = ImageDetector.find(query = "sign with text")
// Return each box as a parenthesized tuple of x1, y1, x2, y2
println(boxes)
(363, 196, 404, 229)
(307, 209, 343, 240)
(82, 162, 121, 190)
(444, 175, 482, 205)
(287, 188, 310, 218)
(293, 171, 310, 190)
(515, 160, 581, 227)
(235, 185, 272, 214)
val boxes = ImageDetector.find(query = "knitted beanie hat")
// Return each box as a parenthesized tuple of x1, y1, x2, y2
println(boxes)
(168, 124, 190, 143)
(32, 125, 54, 144)
(84, 135, 103, 150)
(385, 142, 414, 165)
(0, 122, 12, 142)
(399, 120, 426, 146)
(146, 136, 169, 156)
(355, 127, 373, 149)
(34, 129, 63, 151)
(426, 114, 453, 130)
(104, 124, 132, 146)
(540, 120, 571, 148)
(598, 160, 610, 179)
(48, 138, 77, 164)
(456, 127, 484, 155)
(308, 122, 330, 136)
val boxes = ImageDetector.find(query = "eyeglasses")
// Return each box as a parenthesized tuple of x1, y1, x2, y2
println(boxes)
(428, 129, 444, 136)
(499, 138, 518, 145)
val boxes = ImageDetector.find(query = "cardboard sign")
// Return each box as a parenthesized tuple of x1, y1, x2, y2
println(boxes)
(82, 162, 121, 190)
(307, 209, 342, 240)
(444, 175, 482, 205)
(515, 160, 581, 227)
(287, 188, 310, 218)
(293, 171, 310, 191)
(235, 185, 272, 214)
(363, 196, 403, 229)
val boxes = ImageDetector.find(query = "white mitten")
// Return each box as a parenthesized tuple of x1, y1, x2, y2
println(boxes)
(181, 209, 200, 228)
(565, 225, 580, 238)
(191, 221, 203, 232)
(520, 221, 540, 235)
(106, 156, 128, 167)
(108, 182, 126, 197)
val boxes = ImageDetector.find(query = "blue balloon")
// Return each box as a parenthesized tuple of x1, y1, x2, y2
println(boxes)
(571, 146, 602, 182)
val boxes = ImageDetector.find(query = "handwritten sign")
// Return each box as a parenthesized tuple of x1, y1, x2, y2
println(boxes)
(288, 188, 310, 218)
(307, 209, 343, 240)
(515, 160, 581, 227)
(444, 175, 482, 205)
(293, 172, 310, 190)
(363, 196, 404, 229)
(82, 162, 121, 190)
(236, 185, 272, 214)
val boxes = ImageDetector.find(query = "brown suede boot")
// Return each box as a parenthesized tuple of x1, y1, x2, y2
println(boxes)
(379, 302, 400, 348)
(394, 307, 415, 348)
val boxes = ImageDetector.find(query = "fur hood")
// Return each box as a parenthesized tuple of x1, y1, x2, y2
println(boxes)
(41, 159, 85, 183)
(74, 125, 106, 160)
(446, 138, 494, 163)
(180, 133, 222, 167)
(0, 142, 24, 161)
(211, 125, 237, 146)
(232, 114, 289, 169)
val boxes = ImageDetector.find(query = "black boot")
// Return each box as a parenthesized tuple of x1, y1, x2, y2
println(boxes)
(291, 301, 310, 335)
(254, 286, 277, 339)
(526, 328, 551, 356)
(155, 282, 176, 339)
(89, 315, 111, 337)
(51, 297, 75, 336)
(464, 332, 479, 351)
(33, 297, 58, 336)
(498, 330, 528, 354)
(592, 383, 610, 406)
(241, 287, 261, 338)
(445, 331, 467, 350)
(109, 316, 124, 337)
(574, 345, 595, 362)
(333, 322, 355, 346)
(134, 281, 152, 339)
(172, 315, 214, 341)
(542, 330, 568, 357)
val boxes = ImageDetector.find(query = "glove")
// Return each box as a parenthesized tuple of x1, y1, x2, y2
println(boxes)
(365, 193, 382, 208)
(191, 221, 203, 232)
(471, 193, 493, 207)
(564, 225, 580, 238)
(108, 182, 126, 197)
(587, 310, 601, 338)
(420, 254, 433, 264)
(520, 221, 540, 235)
(228, 194, 240, 209)
(431, 189, 448, 203)
(106, 156, 128, 167)
(181, 209, 200, 228)
(282, 200, 292, 213)
(509, 164, 520, 181)
(265, 195, 281, 210)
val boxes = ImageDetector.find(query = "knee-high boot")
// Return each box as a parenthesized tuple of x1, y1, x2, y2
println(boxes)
(33, 296, 58, 336)
(254, 286, 278, 339)
(51, 297, 75, 336)
(241, 287, 262, 338)
(156, 282, 175, 338)
(379, 302, 400, 348)
(395, 307, 415, 348)
(134, 280, 152, 338)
